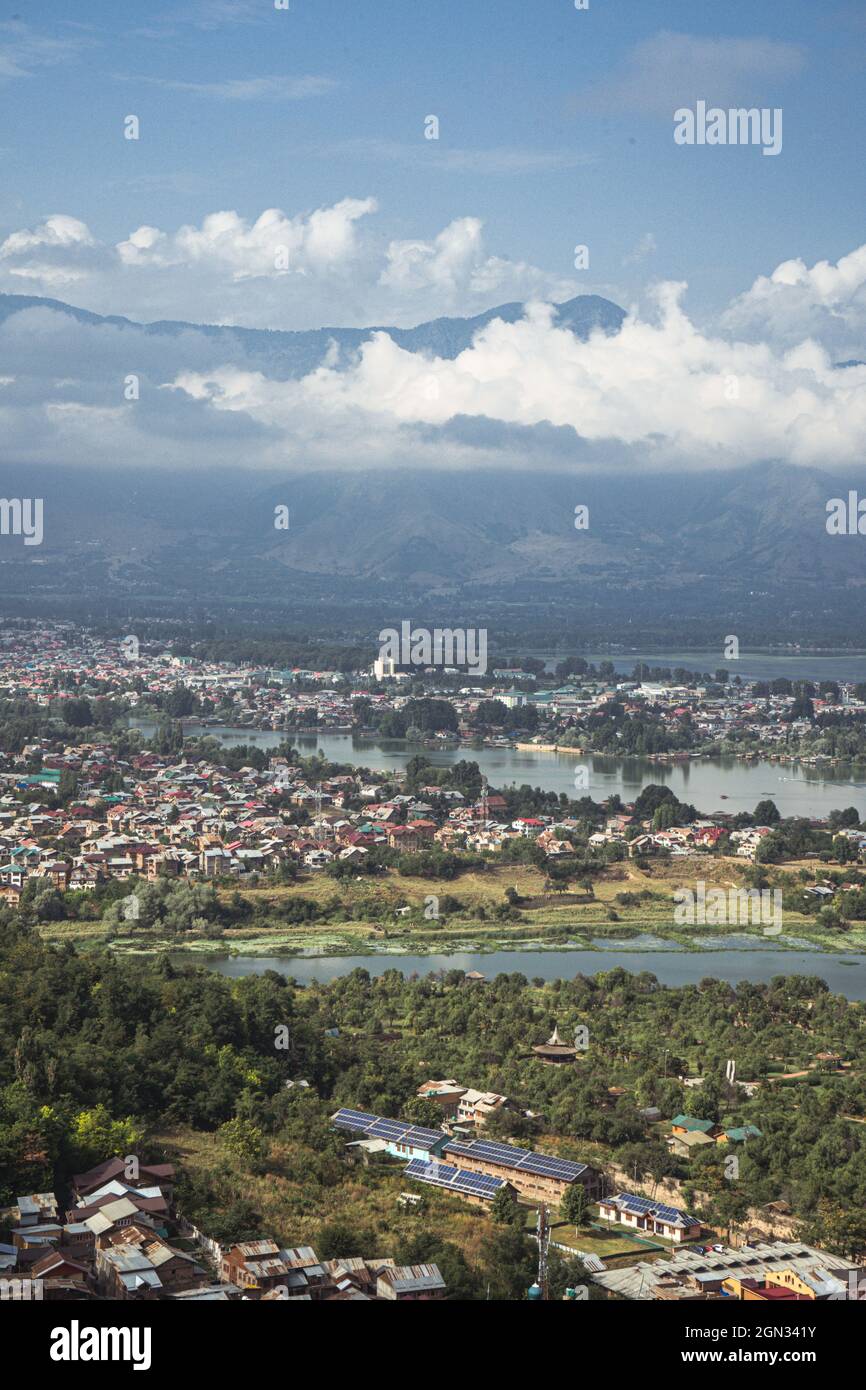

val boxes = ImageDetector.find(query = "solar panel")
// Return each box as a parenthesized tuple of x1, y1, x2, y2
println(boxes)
(619, 1194, 654, 1214)
(404, 1158, 506, 1201)
(610, 1193, 695, 1226)
(444, 1138, 530, 1164)
(367, 1119, 407, 1139)
(405, 1159, 459, 1183)
(520, 1153, 587, 1180)
(444, 1137, 588, 1184)
(403, 1126, 445, 1147)
(331, 1108, 378, 1132)
(331, 1110, 446, 1149)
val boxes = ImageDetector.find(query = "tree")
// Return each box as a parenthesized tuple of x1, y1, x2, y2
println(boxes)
(634, 784, 679, 819)
(490, 1185, 522, 1226)
(478, 1225, 536, 1300)
(164, 683, 196, 718)
(474, 700, 509, 727)
(218, 1117, 266, 1163)
(560, 1182, 588, 1228)
(753, 799, 781, 825)
(63, 697, 93, 728)
(68, 1104, 143, 1171)
(652, 801, 678, 831)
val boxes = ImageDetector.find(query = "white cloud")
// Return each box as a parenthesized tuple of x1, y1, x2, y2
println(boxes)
(124, 74, 337, 100)
(622, 233, 657, 267)
(721, 244, 866, 357)
(0, 21, 87, 80)
(380, 217, 578, 311)
(116, 199, 377, 278)
(0, 204, 580, 327)
(0, 215, 101, 287)
(579, 31, 806, 116)
(2, 225, 865, 480)
(170, 278, 866, 472)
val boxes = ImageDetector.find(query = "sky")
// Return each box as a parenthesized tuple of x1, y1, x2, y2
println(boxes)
(0, 0, 864, 476)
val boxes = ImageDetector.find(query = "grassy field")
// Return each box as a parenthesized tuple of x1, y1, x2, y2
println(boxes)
(37, 854, 866, 956)
(155, 1124, 500, 1266)
(550, 1224, 661, 1258)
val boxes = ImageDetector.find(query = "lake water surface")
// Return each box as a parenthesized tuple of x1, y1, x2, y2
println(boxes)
(133, 719, 866, 820)
(199, 947, 866, 998)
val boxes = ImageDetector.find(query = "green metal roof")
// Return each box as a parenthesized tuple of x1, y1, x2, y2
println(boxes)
(672, 1114, 715, 1133)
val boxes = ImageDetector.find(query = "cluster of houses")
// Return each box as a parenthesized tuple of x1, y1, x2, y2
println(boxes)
(220, 1242, 446, 1301)
(1, 625, 864, 910)
(0, 1160, 447, 1302)
(0, 1159, 206, 1301)
(592, 1239, 861, 1301)
(5, 623, 866, 758)
(0, 741, 818, 910)
(667, 1114, 763, 1159)
(0, 750, 596, 906)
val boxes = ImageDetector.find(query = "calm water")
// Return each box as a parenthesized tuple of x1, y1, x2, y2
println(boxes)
(132, 719, 866, 819)
(199, 948, 866, 998)
(542, 650, 866, 682)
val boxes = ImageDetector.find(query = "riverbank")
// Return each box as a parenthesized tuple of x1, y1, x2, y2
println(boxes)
(37, 855, 866, 960)
(40, 916, 866, 961)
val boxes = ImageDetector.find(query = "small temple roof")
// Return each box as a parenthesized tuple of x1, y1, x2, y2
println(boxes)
(531, 1024, 578, 1060)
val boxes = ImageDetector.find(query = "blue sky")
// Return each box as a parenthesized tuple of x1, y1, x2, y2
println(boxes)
(0, 0, 863, 326)
(0, 1, 863, 481)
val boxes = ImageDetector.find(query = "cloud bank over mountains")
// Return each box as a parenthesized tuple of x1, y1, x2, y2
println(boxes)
(0, 199, 864, 478)
(0, 203, 578, 328)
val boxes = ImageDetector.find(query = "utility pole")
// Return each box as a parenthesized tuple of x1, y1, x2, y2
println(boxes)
(537, 1203, 550, 1301)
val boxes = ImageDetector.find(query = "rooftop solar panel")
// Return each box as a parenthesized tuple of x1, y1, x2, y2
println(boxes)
(332, 1110, 446, 1147)
(367, 1120, 407, 1138)
(403, 1126, 445, 1147)
(608, 1193, 696, 1225)
(619, 1195, 654, 1213)
(332, 1108, 378, 1132)
(520, 1154, 587, 1180)
(405, 1159, 459, 1183)
(443, 1137, 590, 1184)
(404, 1158, 506, 1201)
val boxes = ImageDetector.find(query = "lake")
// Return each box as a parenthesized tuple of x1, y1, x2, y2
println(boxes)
(132, 720, 866, 819)
(198, 947, 866, 998)
(541, 649, 866, 683)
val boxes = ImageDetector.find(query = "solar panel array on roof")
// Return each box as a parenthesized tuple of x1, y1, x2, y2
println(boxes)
(608, 1192, 696, 1226)
(404, 1158, 505, 1201)
(331, 1109, 444, 1149)
(332, 1108, 378, 1132)
(443, 1137, 587, 1182)
(618, 1194, 655, 1214)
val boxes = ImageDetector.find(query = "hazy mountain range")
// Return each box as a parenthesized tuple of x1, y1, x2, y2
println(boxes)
(0, 291, 864, 643)
(0, 289, 625, 377)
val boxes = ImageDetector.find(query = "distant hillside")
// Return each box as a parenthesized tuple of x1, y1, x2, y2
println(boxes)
(0, 290, 625, 377)
(1, 290, 864, 641)
(0, 459, 864, 643)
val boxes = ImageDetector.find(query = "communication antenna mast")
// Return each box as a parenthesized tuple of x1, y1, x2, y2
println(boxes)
(537, 1202, 550, 1301)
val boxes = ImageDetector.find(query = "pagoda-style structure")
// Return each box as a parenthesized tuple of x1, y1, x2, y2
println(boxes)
(531, 1025, 578, 1065)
